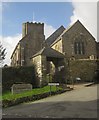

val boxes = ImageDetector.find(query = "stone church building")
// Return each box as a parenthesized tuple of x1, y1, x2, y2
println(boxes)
(11, 20, 98, 86)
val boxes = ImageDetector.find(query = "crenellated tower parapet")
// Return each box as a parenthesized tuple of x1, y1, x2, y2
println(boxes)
(22, 22, 44, 38)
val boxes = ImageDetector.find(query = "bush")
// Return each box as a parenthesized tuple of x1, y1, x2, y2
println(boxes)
(2, 65, 39, 92)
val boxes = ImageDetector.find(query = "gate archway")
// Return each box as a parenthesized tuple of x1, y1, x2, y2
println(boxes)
(31, 47, 67, 86)
(46, 57, 66, 83)
(40, 47, 66, 86)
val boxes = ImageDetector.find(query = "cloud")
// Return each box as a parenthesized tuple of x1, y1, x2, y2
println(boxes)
(44, 23, 56, 39)
(70, 2, 97, 41)
(1, 23, 56, 65)
(0, 3, 2, 33)
(1, 34, 22, 65)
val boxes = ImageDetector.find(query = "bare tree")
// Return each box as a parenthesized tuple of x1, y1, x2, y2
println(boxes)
(0, 42, 6, 67)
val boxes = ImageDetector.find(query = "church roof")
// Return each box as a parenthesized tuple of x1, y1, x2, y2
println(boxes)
(31, 47, 65, 59)
(50, 20, 79, 46)
(51, 20, 95, 46)
(46, 25, 65, 46)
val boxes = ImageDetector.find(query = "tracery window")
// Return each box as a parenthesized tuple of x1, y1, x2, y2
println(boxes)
(74, 41, 85, 55)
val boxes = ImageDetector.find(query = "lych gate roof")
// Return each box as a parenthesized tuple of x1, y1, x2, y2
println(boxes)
(31, 47, 65, 59)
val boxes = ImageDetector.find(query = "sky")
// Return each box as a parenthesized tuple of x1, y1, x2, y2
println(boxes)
(0, 1, 97, 65)
(2, 2, 73, 37)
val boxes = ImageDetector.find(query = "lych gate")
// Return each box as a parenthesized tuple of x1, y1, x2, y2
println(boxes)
(46, 57, 66, 84)
(31, 47, 66, 86)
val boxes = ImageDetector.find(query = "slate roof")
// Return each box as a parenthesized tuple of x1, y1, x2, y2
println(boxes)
(31, 47, 65, 58)
(51, 20, 96, 47)
(12, 20, 95, 60)
(50, 20, 80, 46)
(46, 25, 65, 46)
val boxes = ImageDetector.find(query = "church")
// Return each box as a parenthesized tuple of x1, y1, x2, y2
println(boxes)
(11, 20, 99, 86)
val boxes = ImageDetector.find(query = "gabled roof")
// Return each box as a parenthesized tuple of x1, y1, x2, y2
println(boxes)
(11, 33, 31, 59)
(51, 20, 96, 46)
(46, 25, 65, 46)
(31, 47, 65, 58)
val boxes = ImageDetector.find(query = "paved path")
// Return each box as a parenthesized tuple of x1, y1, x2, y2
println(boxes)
(2, 84, 98, 118)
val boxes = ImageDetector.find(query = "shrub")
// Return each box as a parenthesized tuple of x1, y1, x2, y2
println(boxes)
(2, 65, 39, 92)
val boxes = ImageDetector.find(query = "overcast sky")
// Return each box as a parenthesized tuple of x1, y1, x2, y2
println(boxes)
(0, 1, 97, 65)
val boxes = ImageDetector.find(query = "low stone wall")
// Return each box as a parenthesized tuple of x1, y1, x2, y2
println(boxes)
(2, 66, 39, 92)
(11, 84, 32, 94)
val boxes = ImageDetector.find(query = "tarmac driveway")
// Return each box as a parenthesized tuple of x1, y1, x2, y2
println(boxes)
(2, 84, 98, 118)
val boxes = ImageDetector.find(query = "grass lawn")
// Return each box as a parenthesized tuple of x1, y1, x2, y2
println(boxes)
(2, 86, 62, 101)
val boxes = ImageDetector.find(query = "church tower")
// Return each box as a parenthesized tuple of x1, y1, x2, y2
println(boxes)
(11, 22, 45, 66)
(21, 22, 45, 66)
(22, 22, 44, 38)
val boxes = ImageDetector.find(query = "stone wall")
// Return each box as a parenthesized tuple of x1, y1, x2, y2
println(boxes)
(31, 55, 42, 85)
(11, 84, 32, 94)
(66, 60, 97, 83)
(20, 32, 45, 66)
(31, 55, 49, 86)
(62, 21, 97, 60)
(96, 42, 99, 59)
(11, 43, 21, 66)
(41, 55, 47, 86)
(22, 22, 44, 38)
(11, 22, 45, 66)
(51, 39, 63, 54)
(51, 21, 97, 61)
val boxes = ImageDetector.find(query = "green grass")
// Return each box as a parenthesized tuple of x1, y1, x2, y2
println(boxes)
(2, 86, 62, 101)
(0, 96, 2, 100)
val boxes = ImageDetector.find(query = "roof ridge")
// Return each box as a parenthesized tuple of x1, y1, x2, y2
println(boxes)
(51, 20, 79, 46)
(46, 25, 65, 40)
(46, 25, 65, 46)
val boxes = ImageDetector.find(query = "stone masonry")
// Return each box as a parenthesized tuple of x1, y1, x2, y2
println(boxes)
(11, 22, 45, 66)
(10, 20, 99, 85)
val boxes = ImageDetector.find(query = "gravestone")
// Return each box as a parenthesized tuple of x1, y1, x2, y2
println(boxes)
(11, 83, 32, 94)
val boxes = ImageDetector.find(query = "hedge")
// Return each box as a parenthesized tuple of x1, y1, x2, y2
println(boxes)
(2, 65, 39, 92)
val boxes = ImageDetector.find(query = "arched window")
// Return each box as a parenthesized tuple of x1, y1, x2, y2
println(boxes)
(74, 41, 85, 55)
